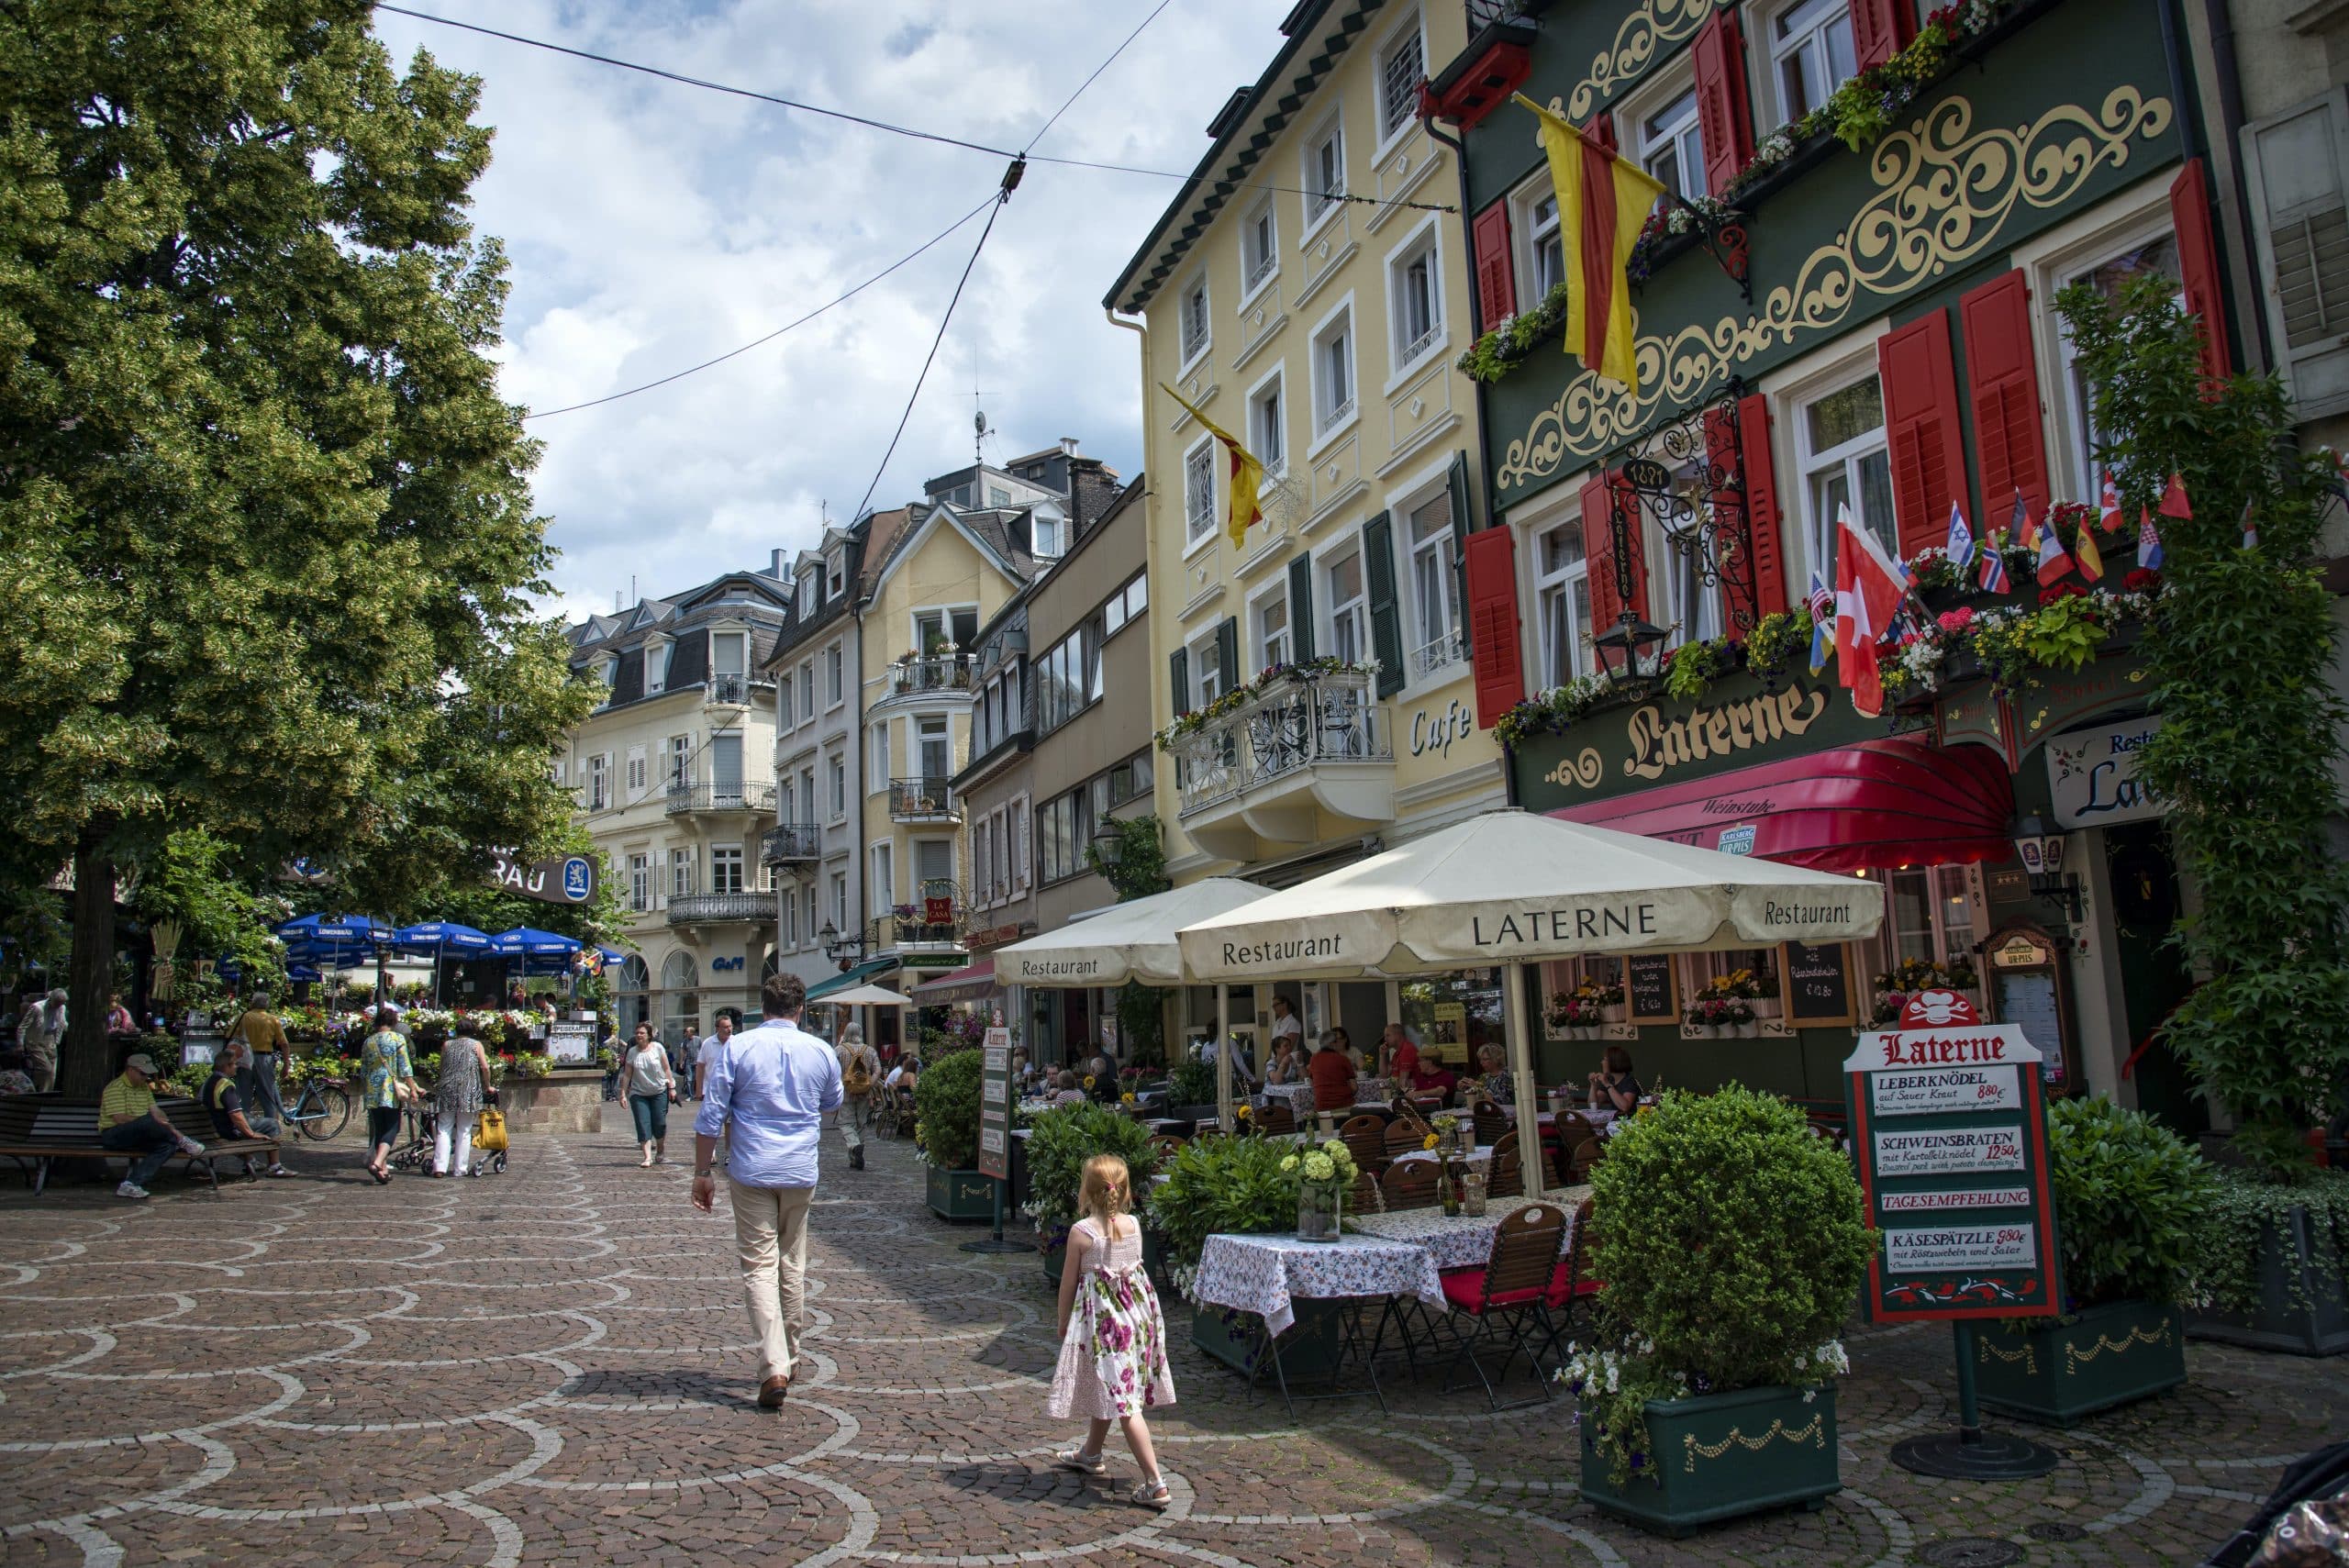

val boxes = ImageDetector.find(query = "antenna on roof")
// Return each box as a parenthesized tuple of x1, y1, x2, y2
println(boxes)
(974, 408, 993, 468)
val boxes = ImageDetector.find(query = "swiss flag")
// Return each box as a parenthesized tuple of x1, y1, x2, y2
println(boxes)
(1833, 506, 1909, 718)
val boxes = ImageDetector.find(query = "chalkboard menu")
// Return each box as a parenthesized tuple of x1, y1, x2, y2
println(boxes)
(1625, 954, 1677, 1026)
(179, 1010, 224, 1067)
(1779, 940, 1858, 1029)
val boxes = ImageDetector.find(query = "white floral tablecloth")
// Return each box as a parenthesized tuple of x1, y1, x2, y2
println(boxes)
(1253, 1082, 1317, 1119)
(1349, 1193, 1586, 1272)
(1389, 1144, 1497, 1173)
(1192, 1232, 1446, 1336)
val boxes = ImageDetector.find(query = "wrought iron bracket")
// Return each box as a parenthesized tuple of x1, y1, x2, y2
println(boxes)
(1606, 377, 1760, 637)
(1664, 191, 1752, 305)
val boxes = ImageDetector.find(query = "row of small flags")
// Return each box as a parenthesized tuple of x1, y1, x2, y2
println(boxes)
(1816, 471, 2208, 716)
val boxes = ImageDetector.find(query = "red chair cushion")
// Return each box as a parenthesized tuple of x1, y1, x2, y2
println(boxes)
(1542, 1262, 1605, 1308)
(1441, 1268, 1547, 1313)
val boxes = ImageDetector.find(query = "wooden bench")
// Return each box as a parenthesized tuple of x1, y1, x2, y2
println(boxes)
(0, 1095, 283, 1195)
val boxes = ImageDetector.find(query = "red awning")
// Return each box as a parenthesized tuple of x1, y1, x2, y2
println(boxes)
(1549, 738, 2014, 873)
(910, 956, 998, 1005)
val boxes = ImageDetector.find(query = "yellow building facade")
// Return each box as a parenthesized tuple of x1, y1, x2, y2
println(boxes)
(1109, 0, 1504, 909)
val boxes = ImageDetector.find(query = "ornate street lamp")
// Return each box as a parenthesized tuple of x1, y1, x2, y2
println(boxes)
(2009, 814, 2083, 919)
(1089, 818, 1124, 868)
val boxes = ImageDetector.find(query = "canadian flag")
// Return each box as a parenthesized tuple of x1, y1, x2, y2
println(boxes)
(1833, 505, 1909, 718)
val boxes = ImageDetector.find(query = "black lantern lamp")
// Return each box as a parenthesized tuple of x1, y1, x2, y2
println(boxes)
(819, 919, 865, 971)
(2009, 814, 2083, 919)
(1593, 612, 1671, 688)
(1089, 817, 1124, 868)
(1594, 470, 1673, 689)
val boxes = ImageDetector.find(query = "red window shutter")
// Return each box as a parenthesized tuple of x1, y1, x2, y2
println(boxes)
(1582, 470, 1649, 635)
(1463, 528, 1526, 728)
(1959, 270, 2052, 524)
(1691, 11, 1755, 197)
(1878, 310, 1966, 559)
(1471, 200, 1515, 333)
(2170, 158, 2234, 384)
(1702, 397, 1789, 630)
(1849, 0, 1915, 70)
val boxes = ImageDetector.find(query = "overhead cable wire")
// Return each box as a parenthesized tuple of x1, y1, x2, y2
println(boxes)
(848, 164, 1019, 526)
(378, 4, 1454, 214)
(1022, 0, 1174, 153)
(521, 194, 1002, 419)
(376, 4, 1013, 158)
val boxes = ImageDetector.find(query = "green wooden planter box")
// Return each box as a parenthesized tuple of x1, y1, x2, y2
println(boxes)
(2187, 1206, 2349, 1357)
(1975, 1300, 2187, 1424)
(1578, 1384, 1840, 1537)
(1189, 1298, 1348, 1383)
(1041, 1232, 1068, 1284)
(924, 1165, 996, 1222)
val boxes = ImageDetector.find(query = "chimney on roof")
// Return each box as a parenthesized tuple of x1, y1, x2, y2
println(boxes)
(614, 589, 622, 612)
(1060, 437, 1079, 456)
(771, 548, 786, 578)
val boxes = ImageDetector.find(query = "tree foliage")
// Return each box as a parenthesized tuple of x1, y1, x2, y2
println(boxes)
(2059, 276, 2349, 1183)
(0, 2, 591, 1091)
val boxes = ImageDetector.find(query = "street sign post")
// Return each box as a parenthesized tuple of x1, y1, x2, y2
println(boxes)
(1845, 990, 2064, 1480)
(962, 1022, 1028, 1255)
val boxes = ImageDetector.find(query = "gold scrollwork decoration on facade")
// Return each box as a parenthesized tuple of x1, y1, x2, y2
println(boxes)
(1681, 1413, 1828, 1473)
(1975, 1334, 2040, 1374)
(1566, 0, 1718, 121)
(1500, 88, 2175, 490)
(1543, 747, 1605, 790)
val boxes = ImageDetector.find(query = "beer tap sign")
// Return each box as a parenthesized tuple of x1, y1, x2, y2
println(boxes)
(1845, 990, 2065, 1481)
(1844, 991, 2064, 1322)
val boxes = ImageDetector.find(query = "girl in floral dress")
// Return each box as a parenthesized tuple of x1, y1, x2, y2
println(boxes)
(1048, 1153, 1175, 1509)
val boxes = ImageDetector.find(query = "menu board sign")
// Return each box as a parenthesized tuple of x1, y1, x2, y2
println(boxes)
(1625, 953, 1677, 1026)
(977, 1026, 1013, 1181)
(1780, 940, 1857, 1028)
(1843, 993, 2062, 1321)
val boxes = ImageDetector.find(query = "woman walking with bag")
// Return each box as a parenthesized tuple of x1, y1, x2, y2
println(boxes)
(360, 1006, 420, 1185)
(433, 1029, 494, 1177)
(624, 1023, 678, 1167)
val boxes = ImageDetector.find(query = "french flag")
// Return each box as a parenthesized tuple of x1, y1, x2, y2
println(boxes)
(1833, 505, 1908, 718)
(2027, 491, 2071, 585)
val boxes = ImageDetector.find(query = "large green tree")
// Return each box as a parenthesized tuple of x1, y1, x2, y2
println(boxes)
(0, 1, 590, 1095)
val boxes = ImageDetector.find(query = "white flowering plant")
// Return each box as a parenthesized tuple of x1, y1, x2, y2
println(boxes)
(1277, 1137, 1359, 1194)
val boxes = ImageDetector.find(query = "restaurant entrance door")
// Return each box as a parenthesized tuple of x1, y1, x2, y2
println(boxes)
(2108, 820, 2204, 1138)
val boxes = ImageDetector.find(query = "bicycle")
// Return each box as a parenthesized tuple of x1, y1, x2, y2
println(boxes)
(282, 1074, 352, 1141)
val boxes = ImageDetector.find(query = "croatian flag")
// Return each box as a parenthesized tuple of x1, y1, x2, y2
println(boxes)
(1807, 572, 1835, 674)
(1944, 502, 1976, 571)
(2138, 509, 2165, 569)
(1832, 505, 1908, 718)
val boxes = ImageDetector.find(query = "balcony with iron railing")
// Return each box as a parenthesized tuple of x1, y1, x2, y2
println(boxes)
(664, 780, 779, 817)
(704, 673, 768, 706)
(887, 776, 962, 823)
(667, 891, 775, 927)
(1165, 666, 1396, 861)
(882, 652, 976, 701)
(1409, 626, 1464, 682)
(760, 823, 820, 867)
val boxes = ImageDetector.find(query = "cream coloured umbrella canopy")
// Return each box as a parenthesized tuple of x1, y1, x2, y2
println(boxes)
(996, 877, 1273, 989)
(1176, 807, 1883, 982)
(822, 984, 914, 1007)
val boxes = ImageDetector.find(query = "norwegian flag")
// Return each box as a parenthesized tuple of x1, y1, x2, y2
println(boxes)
(1833, 505, 1907, 717)
(1976, 535, 2010, 594)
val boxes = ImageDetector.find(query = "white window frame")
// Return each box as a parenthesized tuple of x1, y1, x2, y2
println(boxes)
(1528, 501, 1594, 691)
(831, 873, 848, 934)
(1663, 526, 1728, 648)
(1788, 361, 1897, 592)
(1183, 434, 1219, 551)
(1178, 271, 1212, 372)
(626, 750, 647, 795)
(1308, 293, 1358, 455)
(825, 641, 844, 708)
(776, 673, 794, 731)
(711, 629, 749, 680)
(1384, 216, 1448, 389)
(827, 751, 847, 822)
(1241, 195, 1280, 303)
(1765, 0, 1858, 128)
(585, 752, 609, 812)
(870, 722, 891, 794)
(628, 853, 651, 914)
(2026, 195, 2183, 502)
(710, 846, 746, 896)
(1321, 537, 1371, 667)
(1396, 467, 1461, 682)
(644, 639, 669, 695)
(1250, 579, 1293, 671)
(915, 714, 952, 784)
(1627, 68, 1704, 202)
(797, 661, 815, 722)
(1189, 628, 1225, 707)
(1876, 864, 1987, 977)
(1513, 173, 1564, 307)
(1246, 365, 1286, 479)
(1010, 795, 1031, 891)
(668, 734, 692, 788)
(1372, 6, 1428, 154)
(670, 846, 696, 899)
(1301, 111, 1347, 239)
(870, 842, 893, 910)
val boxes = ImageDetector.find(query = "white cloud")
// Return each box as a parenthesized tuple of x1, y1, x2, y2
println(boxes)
(373, 0, 1289, 613)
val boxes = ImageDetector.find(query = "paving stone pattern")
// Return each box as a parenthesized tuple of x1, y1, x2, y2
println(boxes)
(0, 1121, 2339, 1566)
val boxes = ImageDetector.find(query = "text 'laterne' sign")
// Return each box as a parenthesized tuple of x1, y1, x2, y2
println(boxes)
(1843, 993, 2062, 1322)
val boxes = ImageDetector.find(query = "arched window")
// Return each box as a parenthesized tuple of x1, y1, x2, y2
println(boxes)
(661, 951, 700, 1042)
(616, 955, 652, 1036)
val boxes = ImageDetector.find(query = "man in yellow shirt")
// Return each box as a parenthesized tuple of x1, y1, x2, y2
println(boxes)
(230, 994, 291, 1123)
(99, 1052, 205, 1201)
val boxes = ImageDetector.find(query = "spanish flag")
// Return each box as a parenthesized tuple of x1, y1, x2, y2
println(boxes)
(1514, 93, 1668, 395)
(1159, 383, 1264, 550)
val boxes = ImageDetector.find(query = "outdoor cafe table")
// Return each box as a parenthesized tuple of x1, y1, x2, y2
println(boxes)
(1349, 1191, 1586, 1271)
(1191, 1232, 1444, 1416)
(1252, 1082, 1317, 1119)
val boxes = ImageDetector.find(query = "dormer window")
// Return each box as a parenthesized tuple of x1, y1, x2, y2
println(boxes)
(644, 637, 671, 695)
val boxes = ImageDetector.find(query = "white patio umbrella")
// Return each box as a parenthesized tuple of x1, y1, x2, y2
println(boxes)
(824, 984, 913, 1007)
(1175, 808, 1885, 1189)
(996, 876, 1273, 1126)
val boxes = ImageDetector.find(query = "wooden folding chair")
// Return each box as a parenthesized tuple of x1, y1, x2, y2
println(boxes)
(1380, 1161, 1438, 1212)
(1568, 1139, 1605, 1184)
(1341, 1114, 1387, 1176)
(1255, 1100, 1297, 1138)
(1385, 1119, 1424, 1158)
(1471, 1102, 1509, 1148)
(1438, 1202, 1568, 1409)
(1533, 1197, 1601, 1373)
(1486, 1149, 1524, 1200)
(1349, 1168, 1383, 1215)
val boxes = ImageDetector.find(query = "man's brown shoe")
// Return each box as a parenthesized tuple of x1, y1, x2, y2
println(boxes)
(757, 1375, 789, 1408)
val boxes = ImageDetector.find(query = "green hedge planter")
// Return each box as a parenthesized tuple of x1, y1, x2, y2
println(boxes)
(1041, 1234, 1067, 1284)
(1188, 1299, 1347, 1382)
(1578, 1384, 1840, 1537)
(2188, 1207, 2349, 1357)
(924, 1165, 996, 1222)
(1976, 1301, 2187, 1424)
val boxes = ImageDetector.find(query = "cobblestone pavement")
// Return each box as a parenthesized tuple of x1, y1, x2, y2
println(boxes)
(0, 1119, 2338, 1568)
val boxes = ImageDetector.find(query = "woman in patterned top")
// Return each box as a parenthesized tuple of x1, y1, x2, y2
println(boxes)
(360, 1006, 420, 1185)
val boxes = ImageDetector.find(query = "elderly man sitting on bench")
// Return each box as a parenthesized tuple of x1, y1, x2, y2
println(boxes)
(100, 1052, 206, 1201)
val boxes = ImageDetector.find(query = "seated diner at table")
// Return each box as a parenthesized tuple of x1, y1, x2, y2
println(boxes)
(1264, 1033, 1303, 1086)
(1469, 1042, 1511, 1106)
(1051, 1070, 1087, 1106)
(1379, 1023, 1419, 1081)
(1308, 1034, 1356, 1112)
(1586, 1046, 1642, 1116)
(1405, 1053, 1457, 1103)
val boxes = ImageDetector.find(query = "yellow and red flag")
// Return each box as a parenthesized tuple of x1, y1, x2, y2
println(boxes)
(1159, 384, 1264, 550)
(1514, 93, 1668, 395)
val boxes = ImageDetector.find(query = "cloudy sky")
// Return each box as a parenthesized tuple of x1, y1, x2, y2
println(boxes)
(368, 1, 1286, 620)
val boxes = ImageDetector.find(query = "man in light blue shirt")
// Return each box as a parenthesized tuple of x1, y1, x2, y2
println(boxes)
(691, 973, 841, 1407)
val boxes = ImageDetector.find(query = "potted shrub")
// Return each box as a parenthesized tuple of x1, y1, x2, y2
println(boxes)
(1564, 1085, 1875, 1535)
(2188, 1168, 2349, 1356)
(1166, 1057, 1218, 1122)
(1149, 1134, 1348, 1378)
(915, 1047, 993, 1221)
(1023, 1101, 1160, 1282)
(1976, 1096, 2216, 1421)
